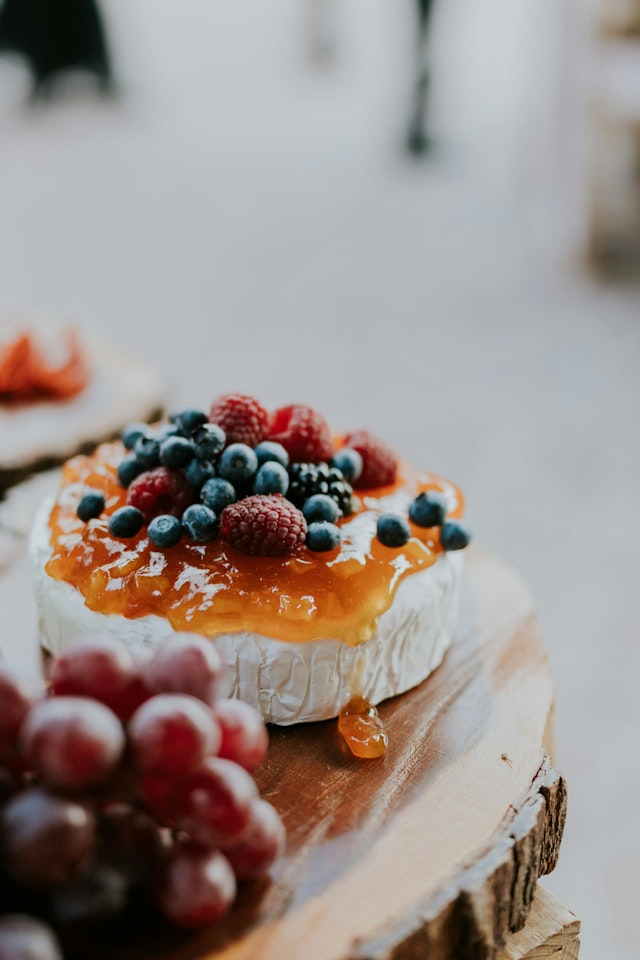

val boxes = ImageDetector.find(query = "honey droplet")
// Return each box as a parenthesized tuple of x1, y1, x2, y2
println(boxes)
(338, 697, 388, 759)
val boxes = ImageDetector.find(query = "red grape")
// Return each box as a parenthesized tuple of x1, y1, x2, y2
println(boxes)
(156, 843, 236, 928)
(213, 699, 268, 772)
(0, 789, 96, 888)
(129, 694, 221, 776)
(144, 633, 223, 704)
(101, 803, 166, 877)
(0, 663, 44, 745)
(175, 757, 257, 846)
(20, 697, 125, 791)
(0, 915, 62, 960)
(219, 799, 285, 879)
(49, 633, 142, 720)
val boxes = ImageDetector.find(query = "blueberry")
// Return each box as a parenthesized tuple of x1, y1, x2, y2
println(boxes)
(185, 458, 216, 491)
(148, 514, 183, 548)
(408, 491, 447, 528)
(108, 506, 144, 539)
(376, 513, 411, 548)
(117, 455, 145, 489)
(201, 477, 237, 514)
(171, 409, 208, 437)
(193, 424, 226, 461)
(440, 520, 472, 551)
(182, 504, 218, 543)
(121, 422, 151, 450)
(254, 462, 289, 496)
(306, 521, 341, 552)
(254, 441, 289, 469)
(331, 448, 363, 484)
(218, 444, 258, 483)
(159, 436, 195, 469)
(76, 491, 105, 523)
(303, 493, 340, 524)
(154, 422, 181, 442)
(133, 436, 160, 469)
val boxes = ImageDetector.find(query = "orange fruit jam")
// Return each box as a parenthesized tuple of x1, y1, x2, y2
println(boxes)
(45, 443, 464, 647)
(338, 697, 388, 758)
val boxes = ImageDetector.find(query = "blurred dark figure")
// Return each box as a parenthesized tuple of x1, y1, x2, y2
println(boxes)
(407, 0, 435, 155)
(0, 0, 112, 96)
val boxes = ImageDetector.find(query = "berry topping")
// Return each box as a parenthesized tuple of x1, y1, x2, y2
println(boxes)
(76, 490, 105, 522)
(193, 423, 226, 461)
(209, 393, 269, 448)
(254, 441, 289, 469)
(254, 461, 289, 496)
(440, 519, 472, 551)
(376, 513, 411, 548)
(288, 462, 353, 516)
(171, 409, 208, 436)
(220, 495, 307, 557)
(117, 455, 144, 488)
(302, 493, 341, 525)
(160, 436, 195, 469)
(268, 404, 333, 463)
(182, 504, 218, 543)
(409, 491, 447, 528)
(185, 457, 216, 492)
(306, 521, 341, 552)
(201, 477, 237, 514)
(108, 506, 144, 539)
(342, 430, 398, 489)
(331, 447, 363, 484)
(121, 422, 151, 450)
(218, 444, 258, 484)
(154, 422, 181, 442)
(133, 435, 161, 470)
(148, 514, 183, 548)
(127, 466, 193, 523)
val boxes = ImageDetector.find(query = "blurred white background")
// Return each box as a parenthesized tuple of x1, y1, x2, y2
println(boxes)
(0, 2, 638, 957)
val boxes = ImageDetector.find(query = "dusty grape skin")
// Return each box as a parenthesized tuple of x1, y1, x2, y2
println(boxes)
(144, 634, 223, 705)
(212, 699, 268, 773)
(20, 696, 125, 791)
(49, 633, 145, 720)
(175, 757, 257, 846)
(0, 664, 44, 744)
(156, 843, 236, 929)
(100, 803, 166, 878)
(0, 789, 96, 889)
(219, 799, 286, 879)
(129, 694, 221, 776)
(0, 915, 62, 960)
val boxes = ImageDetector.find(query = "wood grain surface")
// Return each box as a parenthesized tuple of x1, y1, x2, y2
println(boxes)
(0, 488, 567, 960)
(498, 885, 580, 960)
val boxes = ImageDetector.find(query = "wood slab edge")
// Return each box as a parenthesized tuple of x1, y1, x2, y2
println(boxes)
(348, 757, 567, 960)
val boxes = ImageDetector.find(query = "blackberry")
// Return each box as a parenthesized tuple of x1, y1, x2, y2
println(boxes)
(288, 463, 353, 516)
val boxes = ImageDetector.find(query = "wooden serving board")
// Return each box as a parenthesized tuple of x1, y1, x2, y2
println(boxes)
(0, 500, 567, 960)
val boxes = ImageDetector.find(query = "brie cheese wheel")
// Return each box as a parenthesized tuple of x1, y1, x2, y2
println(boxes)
(31, 496, 463, 725)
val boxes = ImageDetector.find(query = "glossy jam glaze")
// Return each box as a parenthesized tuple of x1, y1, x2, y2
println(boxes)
(338, 697, 388, 759)
(45, 442, 464, 646)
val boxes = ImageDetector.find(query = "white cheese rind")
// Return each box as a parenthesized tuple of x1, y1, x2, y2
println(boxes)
(30, 499, 462, 725)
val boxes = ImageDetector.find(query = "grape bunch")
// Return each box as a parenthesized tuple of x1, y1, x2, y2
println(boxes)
(0, 634, 285, 957)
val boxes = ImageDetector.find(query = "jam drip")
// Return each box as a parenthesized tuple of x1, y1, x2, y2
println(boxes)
(45, 443, 464, 646)
(0, 331, 88, 404)
(338, 697, 388, 759)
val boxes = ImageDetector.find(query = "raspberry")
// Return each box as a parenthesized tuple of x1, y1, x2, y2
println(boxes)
(268, 404, 333, 463)
(220, 495, 307, 557)
(126, 467, 194, 523)
(342, 430, 398, 489)
(209, 394, 269, 448)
